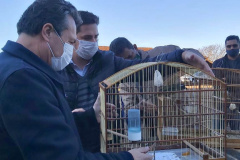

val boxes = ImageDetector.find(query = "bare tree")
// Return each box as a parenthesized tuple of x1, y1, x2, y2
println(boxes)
(198, 44, 226, 62)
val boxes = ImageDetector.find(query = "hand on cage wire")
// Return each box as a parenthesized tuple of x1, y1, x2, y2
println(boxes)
(93, 94, 119, 123)
(182, 50, 215, 77)
(106, 103, 118, 118)
(128, 147, 153, 160)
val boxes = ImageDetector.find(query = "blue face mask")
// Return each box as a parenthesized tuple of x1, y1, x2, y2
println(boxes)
(227, 49, 239, 58)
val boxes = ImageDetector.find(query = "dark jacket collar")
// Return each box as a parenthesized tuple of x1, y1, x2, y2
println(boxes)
(223, 53, 240, 61)
(2, 40, 63, 84)
(216, 54, 240, 68)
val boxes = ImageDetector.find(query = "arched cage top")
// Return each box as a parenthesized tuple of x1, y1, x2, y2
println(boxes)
(100, 62, 225, 89)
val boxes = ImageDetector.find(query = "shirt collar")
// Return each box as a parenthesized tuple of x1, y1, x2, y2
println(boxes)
(70, 59, 92, 68)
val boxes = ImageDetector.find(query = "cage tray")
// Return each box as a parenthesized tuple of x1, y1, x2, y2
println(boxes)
(149, 148, 202, 160)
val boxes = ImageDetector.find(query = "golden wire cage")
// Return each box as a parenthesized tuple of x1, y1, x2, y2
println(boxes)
(100, 62, 227, 160)
(212, 68, 240, 149)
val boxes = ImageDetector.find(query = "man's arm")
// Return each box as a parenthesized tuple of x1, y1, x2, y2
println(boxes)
(181, 51, 214, 76)
(114, 49, 214, 76)
(114, 49, 184, 72)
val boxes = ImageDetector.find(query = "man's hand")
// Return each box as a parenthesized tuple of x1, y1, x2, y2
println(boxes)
(93, 94, 118, 123)
(128, 147, 153, 160)
(182, 50, 214, 77)
(106, 103, 118, 118)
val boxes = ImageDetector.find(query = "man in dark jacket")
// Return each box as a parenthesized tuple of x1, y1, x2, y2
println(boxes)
(60, 11, 214, 153)
(109, 37, 205, 61)
(0, 1, 151, 160)
(213, 35, 240, 130)
(213, 35, 240, 69)
(109, 37, 181, 60)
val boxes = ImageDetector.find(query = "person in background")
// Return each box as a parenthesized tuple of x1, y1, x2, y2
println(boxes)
(109, 37, 180, 60)
(109, 38, 208, 68)
(213, 35, 240, 131)
(0, 0, 152, 160)
(213, 35, 240, 69)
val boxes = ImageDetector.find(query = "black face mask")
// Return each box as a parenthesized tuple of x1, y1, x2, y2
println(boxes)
(226, 49, 239, 58)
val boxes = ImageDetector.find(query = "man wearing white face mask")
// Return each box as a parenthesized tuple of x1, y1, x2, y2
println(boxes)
(76, 39, 98, 60)
(47, 28, 74, 71)
(60, 10, 215, 153)
(0, 1, 152, 160)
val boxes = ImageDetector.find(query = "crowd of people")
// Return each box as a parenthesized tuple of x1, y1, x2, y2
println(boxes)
(0, 0, 239, 160)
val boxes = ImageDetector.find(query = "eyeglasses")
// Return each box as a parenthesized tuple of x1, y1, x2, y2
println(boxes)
(226, 44, 238, 49)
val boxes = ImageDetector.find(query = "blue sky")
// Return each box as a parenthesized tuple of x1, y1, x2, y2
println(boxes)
(0, 0, 239, 50)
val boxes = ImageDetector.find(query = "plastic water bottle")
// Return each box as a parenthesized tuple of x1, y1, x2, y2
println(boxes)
(128, 109, 141, 141)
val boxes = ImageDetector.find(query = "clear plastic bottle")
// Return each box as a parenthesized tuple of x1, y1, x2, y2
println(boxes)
(128, 109, 141, 141)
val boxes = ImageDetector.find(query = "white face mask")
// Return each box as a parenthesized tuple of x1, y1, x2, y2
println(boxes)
(47, 30, 74, 71)
(76, 40, 98, 60)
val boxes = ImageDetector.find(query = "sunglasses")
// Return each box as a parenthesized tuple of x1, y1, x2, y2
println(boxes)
(226, 44, 238, 49)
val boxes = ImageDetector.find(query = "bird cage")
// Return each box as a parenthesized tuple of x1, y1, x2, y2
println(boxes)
(100, 62, 227, 160)
(212, 68, 240, 149)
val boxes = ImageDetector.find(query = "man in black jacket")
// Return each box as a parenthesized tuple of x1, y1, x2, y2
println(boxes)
(109, 37, 205, 61)
(60, 11, 214, 153)
(213, 35, 240, 69)
(0, 1, 151, 160)
(213, 35, 240, 130)
(109, 37, 181, 60)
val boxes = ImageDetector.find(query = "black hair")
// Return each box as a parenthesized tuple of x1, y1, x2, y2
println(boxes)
(77, 11, 99, 33)
(225, 35, 240, 44)
(109, 37, 134, 56)
(17, 0, 82, 36)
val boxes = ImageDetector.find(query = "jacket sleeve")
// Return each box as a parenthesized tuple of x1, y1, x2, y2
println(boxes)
(0, 69, 133, 160)
(114, 49, 184, 71)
